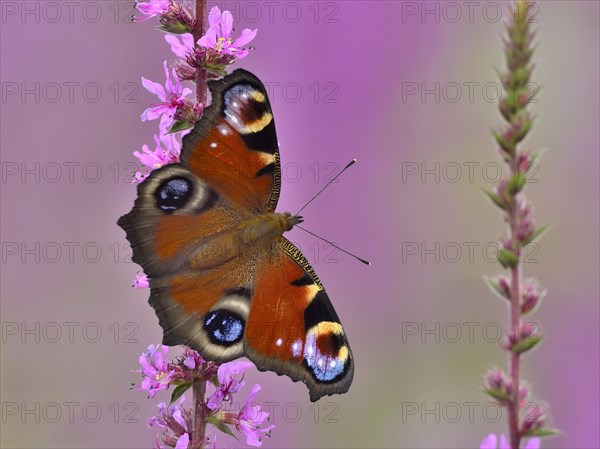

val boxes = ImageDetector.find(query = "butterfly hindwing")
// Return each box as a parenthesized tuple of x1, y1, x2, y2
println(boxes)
(244, 239, 354, 401)
(149, 257, 255, 362)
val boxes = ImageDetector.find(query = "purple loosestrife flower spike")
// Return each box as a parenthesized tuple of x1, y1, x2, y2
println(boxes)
(129, 3, 267, 447)
(481, 1, 557, 446)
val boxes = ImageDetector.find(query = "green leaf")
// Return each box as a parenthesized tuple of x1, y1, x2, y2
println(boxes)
(205, 65, 229, 77)
(498, 249, 519, 268)
(513, 336, 543, 354)
(168, 120, 194, 134)
(170, 382, 192, 405)
(484, 388, 510, 402)
(508, 171, 527, 195)
(206, 415, 238, 439)
(155, 24, 191, 34)
(483, 276, 510, 300)
(493, 130, 514, 154)
(522, 428, 561, 438)
(481, 188, 506, 210)
(523, 223, 551, 246)
(513, 117, 534, 144)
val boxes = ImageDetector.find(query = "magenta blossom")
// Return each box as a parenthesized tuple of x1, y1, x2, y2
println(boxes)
(133, 134, 175, 169)
(480, 433, 540, 449)
(148, 395, 193, 449)
(198, 6, 257, 59)
(133, 116, 183, 182)
(236, 384, 275, 447)
(133, 125, 180, 170)
(137, 344, 177, 397)
(135, 0, 172, 22)
(133, 272, 149, 289)
(207, 360, 254, 410)
(141, 61, 192, 124)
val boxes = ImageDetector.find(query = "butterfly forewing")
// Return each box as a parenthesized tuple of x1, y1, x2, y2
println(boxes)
(181, 69, 281, 213)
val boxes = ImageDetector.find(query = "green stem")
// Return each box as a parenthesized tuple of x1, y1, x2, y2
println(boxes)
(193, 0, 207, 105)
(191, 379, 207, 449)
(508, 222, 521, 449)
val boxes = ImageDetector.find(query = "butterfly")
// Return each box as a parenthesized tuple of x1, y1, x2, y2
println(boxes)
(118, 69, 354, 401)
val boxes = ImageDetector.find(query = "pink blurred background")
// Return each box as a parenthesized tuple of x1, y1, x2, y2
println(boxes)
(1, 1, 598, 448)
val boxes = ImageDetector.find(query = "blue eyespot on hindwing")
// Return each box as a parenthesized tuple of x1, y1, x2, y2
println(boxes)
(155, 177, 193, 213)
(204, 310, 245, 346)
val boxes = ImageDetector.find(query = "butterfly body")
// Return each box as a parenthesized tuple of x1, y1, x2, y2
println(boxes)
(119, 69, 353, 401)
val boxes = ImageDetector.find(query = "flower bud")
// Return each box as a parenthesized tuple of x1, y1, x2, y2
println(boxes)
(158, 3, 194, 34)
(483, 368, 511, 404)
(502, 322, 543, 354)
(484, 274, 512, 300)
(520, 404, 546, 435)
(521, 278, 546, 314)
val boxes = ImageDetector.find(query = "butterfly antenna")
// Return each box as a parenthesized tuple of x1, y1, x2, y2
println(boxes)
(295, 224, 371, 266)
(294, 159, 357, 217)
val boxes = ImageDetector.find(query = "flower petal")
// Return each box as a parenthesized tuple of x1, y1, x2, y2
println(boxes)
(233, 28, 257, 48)
(217, 360, 254, 384)
(523, 438, 541, 449)
(480, 433, 498, 449)
(165, 34, 194, 58)
(207, 6, 222, 29)
(141, 77, 166, 101)
(198, 27, 217, 48)
(244, 383, 262, 406)
(221, 10, 233, 37)
(175, 433, 190, 449)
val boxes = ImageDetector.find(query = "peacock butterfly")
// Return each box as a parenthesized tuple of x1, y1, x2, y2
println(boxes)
(117, 69, 354, 401)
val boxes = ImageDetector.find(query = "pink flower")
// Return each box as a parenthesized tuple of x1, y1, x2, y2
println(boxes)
(207, 360, 254, 410)
(148, 395, 193, 449)
(133, 134, 178, 170)
(236, 384, 275, 447)
(480, 433, 540, 449)
(135, 0, 172, 22)
(133, 272, 149, 289)
(137, 344, 177, 397)
(134, 116, 181, 170)
(141, 61, 192, 124)
(198, 6, 257, 59)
